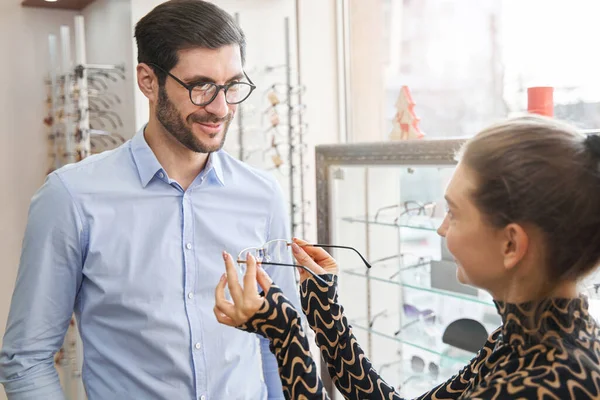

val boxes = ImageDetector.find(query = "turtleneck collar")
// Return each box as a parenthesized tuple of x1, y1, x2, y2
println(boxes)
(493, 296, 591, 347)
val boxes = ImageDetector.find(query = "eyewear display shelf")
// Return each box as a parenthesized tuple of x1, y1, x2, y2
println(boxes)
(315, 139, 501, 399)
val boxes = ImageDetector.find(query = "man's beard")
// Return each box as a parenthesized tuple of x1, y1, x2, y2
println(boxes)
(156, 85, 232, 153)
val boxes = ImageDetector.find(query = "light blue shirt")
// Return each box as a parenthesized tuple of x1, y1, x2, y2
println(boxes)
(0, 127, 301, 400)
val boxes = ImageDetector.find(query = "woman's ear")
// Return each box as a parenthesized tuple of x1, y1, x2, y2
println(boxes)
(501, 223, 529, 270)
(137, 63, 158, 102)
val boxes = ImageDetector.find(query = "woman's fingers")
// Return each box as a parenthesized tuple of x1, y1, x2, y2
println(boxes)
(214, 274, 236, 312)
(291, 243, 326, 275)
(215, 252, 270, 328)
(214, 274, 239, 327)
(213, 305, 235, 327)
(223, 251, 243, 304)
(256, 266, 273, 292)
(296, 267, 309, 278)
(293, 237, 333, 263)
(243, 253, 259, 301)
(214, 272, 227, 302)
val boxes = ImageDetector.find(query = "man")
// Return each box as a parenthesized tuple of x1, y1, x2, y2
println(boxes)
(0, 1, 300, 399)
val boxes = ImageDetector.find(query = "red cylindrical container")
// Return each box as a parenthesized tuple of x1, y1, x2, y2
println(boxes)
(527, 86, 554, 117)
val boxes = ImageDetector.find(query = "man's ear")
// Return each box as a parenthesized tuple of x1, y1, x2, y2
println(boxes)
(137, 63, 158, 102)
(501, 222, 529, 271)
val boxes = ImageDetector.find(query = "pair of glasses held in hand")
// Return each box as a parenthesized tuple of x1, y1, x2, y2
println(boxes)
(235, 239, 372, 285)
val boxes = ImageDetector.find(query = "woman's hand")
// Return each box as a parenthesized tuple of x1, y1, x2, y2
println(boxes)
(214, 251, 273, 327)
(291, 237, 339, 283)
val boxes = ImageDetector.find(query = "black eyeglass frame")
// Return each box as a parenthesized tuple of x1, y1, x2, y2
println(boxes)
(148, 63, 256, 107)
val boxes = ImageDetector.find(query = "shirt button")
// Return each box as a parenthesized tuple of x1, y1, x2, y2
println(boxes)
(186, 243, 192, 250)
(188, 293, 194, 299)
(158, 171, 164, 178)
(200, 396, 206, 400)
(195, 343, 201, 350)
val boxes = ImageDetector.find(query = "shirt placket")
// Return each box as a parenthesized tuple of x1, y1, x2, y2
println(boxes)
(182, 190, 208, 400)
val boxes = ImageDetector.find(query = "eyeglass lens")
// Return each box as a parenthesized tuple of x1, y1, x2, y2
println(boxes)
(191, 83, 252, 106)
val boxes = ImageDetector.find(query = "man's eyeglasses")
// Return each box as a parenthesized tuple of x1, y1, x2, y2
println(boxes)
(236, 239, 372, 285)
(148, 63, 256, 107)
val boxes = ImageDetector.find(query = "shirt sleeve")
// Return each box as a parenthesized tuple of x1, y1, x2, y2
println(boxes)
(0, 173, 85, 400)
(259, 177, 303, 399)
(300, 275, 501, 400)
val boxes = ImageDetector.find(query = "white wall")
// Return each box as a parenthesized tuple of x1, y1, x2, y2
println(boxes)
(130, 0, 165, 131)
(0, 2, 79, 399)
(347, 0, 385, 142)
(82, 0, 136, 139)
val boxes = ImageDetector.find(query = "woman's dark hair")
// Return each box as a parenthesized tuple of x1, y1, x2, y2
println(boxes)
(459, 115, 600, 285)
(134, 0, 246, 85)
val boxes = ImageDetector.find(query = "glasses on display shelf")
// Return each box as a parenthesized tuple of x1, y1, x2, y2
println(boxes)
(90, 111, 123, 131)
(47, 90, 122, 107)
(235, 239, 372, 285)
(265, 85, 306, 106)
(292, 200, 311, 213)
(358, 253, 430, 281)
(84, 68, 127, 83)
(148, 63, 256, 107)
(396, 356, 440, 390)
(374, 201, 437, 223)
(350, 309, 394, 329)
(90, 130, 126, 152)
(377, 352, 440, 387)
(93, 110, 123, 126)
(394, 304, 436, 336)
(582, 282, 600, 298)
(87, 76, 110, 91)
(267, 83, 306, 96)
(388, 256, 431, 280)
(263, 107, 307, 131)
(350, 303, 433, 333)
(410, 356, 440, 381)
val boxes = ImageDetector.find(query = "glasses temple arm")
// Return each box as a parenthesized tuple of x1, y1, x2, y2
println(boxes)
(307, 244, 372, 269)
(374, 204, 400, 222)
(243, 70, 256, 87)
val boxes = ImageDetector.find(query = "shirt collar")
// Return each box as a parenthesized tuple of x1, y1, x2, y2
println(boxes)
(131, 127, 163, 188)
(130, 126, 226, 188)
(205, 151, 226, 186)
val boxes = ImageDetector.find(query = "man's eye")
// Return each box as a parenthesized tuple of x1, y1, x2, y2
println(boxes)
(194, 83, 213, 91)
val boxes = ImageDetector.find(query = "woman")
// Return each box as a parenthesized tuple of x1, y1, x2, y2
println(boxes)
(214, 115, 600, 399)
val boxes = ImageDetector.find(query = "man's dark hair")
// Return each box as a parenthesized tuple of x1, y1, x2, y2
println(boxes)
(134, 0, 246, 85)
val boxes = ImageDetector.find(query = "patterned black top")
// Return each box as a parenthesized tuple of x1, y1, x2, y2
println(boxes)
(239, 275, 600, 400)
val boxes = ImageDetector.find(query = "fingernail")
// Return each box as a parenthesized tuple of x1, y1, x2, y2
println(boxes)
(247, 253, 253, 261)
(220, 273, 226, 282)
(292, 243, 300, 253)
(222, 251, 228, 260)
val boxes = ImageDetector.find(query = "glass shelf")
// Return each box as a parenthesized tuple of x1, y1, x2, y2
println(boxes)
(375, 355, 461, 398)
(348, 321, 476, 365)
(341, 215, 443, 232)
(342, 268, 495, 307)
